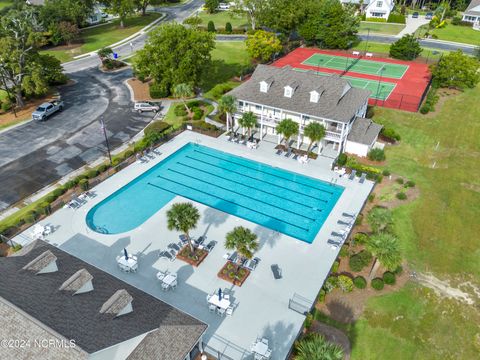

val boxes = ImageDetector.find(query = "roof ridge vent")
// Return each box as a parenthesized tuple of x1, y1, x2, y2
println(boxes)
(59, 268, 94, 295)
(22, 250, 58, 274)
(100, 289, 133, 317)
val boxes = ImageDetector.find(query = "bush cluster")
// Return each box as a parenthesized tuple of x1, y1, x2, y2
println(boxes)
(383, 271, 396, 285)
(191, 121, 219, 132)
(387, 13, 406, 24)
(349, 250, 373, 272)
(395, 177, 404, 184)
(368, 148, 386, 162)
(371, 277, 385, 290)
(382, 169, 391, 176)
(192, 107, 204, 120)
(404, 180, 415, 188)
(381, 127, 401, 142)
(451, 16, 472, 26)
(144, 121, 171, 137)
(323, 275, 338, 293)
(396, 192, 407, 200)
(1, 98, 12, 113)
(330, 260, 340, 273)
(337, 275, 354, 293)
(420, 86, 439, 114)
(353, 232, 369, 245)
(206, 82, 236, 100)
(174, 104, 188, 116)
(337, 153, 347, 166)
(353, 276, 367, 289)
(149, 83, 169, 99)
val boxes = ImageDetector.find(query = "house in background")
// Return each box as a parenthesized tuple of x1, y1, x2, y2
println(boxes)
(365, 0, 395, 20)
(227, 65, 382, 158)
(0, 240, 207, 360)
(462, 0, 480, 28)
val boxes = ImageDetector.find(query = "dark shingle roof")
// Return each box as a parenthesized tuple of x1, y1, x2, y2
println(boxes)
(0, 240, 207, 355)
(347, 117, 383, 145)
(227, 65, 371, 123)
(59, 268, 93, 293)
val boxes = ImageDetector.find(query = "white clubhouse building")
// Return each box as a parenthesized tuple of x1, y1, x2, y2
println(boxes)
(227, 65, 382, 157)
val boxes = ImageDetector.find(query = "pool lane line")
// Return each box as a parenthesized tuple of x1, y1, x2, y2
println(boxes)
(177, 158, 329, 204)
(147, 180, 312, 234)
(162, 168, 319, 222)
(191, 149, 337, 195)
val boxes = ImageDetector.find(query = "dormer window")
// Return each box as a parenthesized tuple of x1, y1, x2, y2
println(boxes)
(310, 90, 319, 103)
(284, 86, 293, 98)
(376, 1, 382, 7)
(260, 81, 269, 93)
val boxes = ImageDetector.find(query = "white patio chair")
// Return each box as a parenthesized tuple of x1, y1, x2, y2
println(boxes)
(209, 305, 216, 313)
(217, 307, 226, 316)
(226, 306, 234, 316)
(261, 338, 269, 345)
(206, 294, 212, 302)
(223, 294, 230, 301)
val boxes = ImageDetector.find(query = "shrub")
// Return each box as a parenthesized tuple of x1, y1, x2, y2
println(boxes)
(149, 82, 169, 98)
(207, 20, 216, 32)
(330, 260, 340, 273)
(368, 148, 386, 162)
(353, 276, 367, 289)
(63, 180, 77, 189)
(395, 177, 404, 184)
(366, 17, 387, 22)
(396, 192, 407, 200)
(382, 169, 391, 176)
(86, 169, 99, 179)
(404, 180, 415, 188)
(368, 193, 375, 202)
(52, 187, 66, 198)
(124, 150, 134, 158)
(304, 313, 313, 329)
(79, 178, 89, 191)
(337, 275, 354, 292)
(393, 265, 403, 275)
(317, 289, 326, 302)
(349, 250, 373, 272)
(371, 277, 384, 290)
(174, 104, 188, 116)
(24, 210, 37, 224)
(192, 121, 218, 132)
(37, 202, 51, 216)
(1, 99, 12, 113)
(323, 275, 338, 293)
(383, 271, 396, 285)
(144, 121, 171, 136)
(186, 100, 201, 108)
(97, 164, 109, 173)
(381, 127, 401, 141)
(420, 86, 439, 114)
(45, 194, 57, 203)
(192, 107, 204, 120)
(205, 82, 236, 100)
(225, 22, 232, 33)
(353, 232, 369, 245)
(339, 245, 349, 258)
(337, 153, 347, 166)
(387, 13, 406, 24)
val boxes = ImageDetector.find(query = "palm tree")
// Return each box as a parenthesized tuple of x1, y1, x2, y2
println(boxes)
(224, 226, 258, 271)
(166, 202, 200, 255)
(303, 122, 326, 154)
(238, 111, 257, 140)
(295, 333, 344, 360)
(366, 232, 402, 280)
(173, 83, 193, 117)
(218, 95, 237, 132)
(367, 206, 393, 233)
(276, 118, 299, 151)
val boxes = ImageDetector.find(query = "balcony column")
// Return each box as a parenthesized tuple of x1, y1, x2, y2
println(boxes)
(297, 133, 301, 150)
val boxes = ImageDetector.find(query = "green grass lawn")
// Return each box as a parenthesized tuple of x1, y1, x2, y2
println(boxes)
(415, 21, 480, 46)
(351, 41, 446, 60)
(196, 10, 249, 29)
(0, 0, 12, 10)
(41, 13, 162, 63)
(359, 22, 406, 35)
(349, 85, 480, 359)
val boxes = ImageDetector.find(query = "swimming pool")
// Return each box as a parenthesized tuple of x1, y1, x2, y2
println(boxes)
(86, 143, 343, 243)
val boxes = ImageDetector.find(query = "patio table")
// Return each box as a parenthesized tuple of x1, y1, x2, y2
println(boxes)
(208, 295, 230, 310)
(163, 273, 177, 286)
(117, 256, 138, 271)
(251, 341, 269, 357)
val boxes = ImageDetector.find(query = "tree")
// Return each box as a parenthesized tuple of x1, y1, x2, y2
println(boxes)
(173, 83, 193, 116)
(431, 50, 480, 89)
(276, 118, 299, 151)
(475, 47, 480, 61)
(207, 20, 216, 32)
(232, 0, 267, 30)
(52, 21, 80, 45)
(245, 30, 283, 63)
(238, 111, 257, 140)
(303, 122, 325, 154)
(366, 232, 402, 279)
(218, 95, 237, 132)
(205, 0, 220, 14)
(166, 202, 200, 255)
(257, 0, 310, 34)
(224, 226, 259, 268)
(367, 206, 393, 233)
(40, 0, 95, 28)
(389, 34, 422, 60)
(225, 22, 232, 33)
(298, 0, 359, 49)
(107, 0, 135, 28)
(133, 23, 215, 97)
(97, 47, 114, 65)
(135, 0, 152, 16)
(294, 333, 344, 360)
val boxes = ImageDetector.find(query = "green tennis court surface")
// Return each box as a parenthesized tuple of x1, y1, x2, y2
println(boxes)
(294, 68, 396, 101)
(302, 53, 409, 79)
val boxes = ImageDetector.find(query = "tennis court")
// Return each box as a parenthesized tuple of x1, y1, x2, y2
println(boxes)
(302, 53, 409, 79)
(294, 68, 396, 101)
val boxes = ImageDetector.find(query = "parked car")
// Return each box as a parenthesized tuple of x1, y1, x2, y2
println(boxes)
(134, 101, 160, 113)
(218, 3, 230, 10)
(412, 12, 419, 18)
(32, 100, 64, 121)
(425, 12, 433, 20)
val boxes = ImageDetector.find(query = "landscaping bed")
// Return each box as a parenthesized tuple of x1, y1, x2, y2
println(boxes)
(176, 246, 208, 267)
(217, 261, 250, 286)
(274, 144, 318, 159)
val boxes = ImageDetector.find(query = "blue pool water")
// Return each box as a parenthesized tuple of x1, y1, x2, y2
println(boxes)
(86, 143, 344, 243)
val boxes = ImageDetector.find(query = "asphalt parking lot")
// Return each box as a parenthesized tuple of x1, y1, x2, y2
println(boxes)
(0, 68, 155, 209)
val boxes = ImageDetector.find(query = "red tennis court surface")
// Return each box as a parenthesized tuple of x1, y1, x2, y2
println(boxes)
(273, 48, 432, 112)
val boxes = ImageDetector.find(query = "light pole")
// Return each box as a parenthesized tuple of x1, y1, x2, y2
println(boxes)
(375, 66, 385, 106)
(100, 116, 112, 166)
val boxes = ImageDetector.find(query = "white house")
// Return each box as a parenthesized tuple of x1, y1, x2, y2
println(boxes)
(365, 0, 395, 20)
(227, 65, 382, 158)
(462, 0, 480, 28)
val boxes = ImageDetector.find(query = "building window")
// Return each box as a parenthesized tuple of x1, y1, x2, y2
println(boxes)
(371, 12, 384, 17)
(239, 101, 244, 107)
(336, 123, 343, 131)
(255, 105, 261, 111)
(284, 87, 292, 98)
(376, 1, 382, 7)
(260, 81, 268, 93)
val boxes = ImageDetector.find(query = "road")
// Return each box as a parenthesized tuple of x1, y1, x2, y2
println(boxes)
(63, 0, 205, 74)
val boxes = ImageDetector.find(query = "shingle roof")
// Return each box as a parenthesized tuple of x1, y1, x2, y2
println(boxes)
(0, 240, 207, 355)
(465, 0, 480, 13)
(22, 249, 57, 272)
(227, 65, 371, 123)
(99, 289, 133, 316)
(347, 117, 383, 145)
(59, 268, 93, 293)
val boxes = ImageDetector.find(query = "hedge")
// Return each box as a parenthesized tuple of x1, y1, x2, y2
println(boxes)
(79, 178, 89, 191)
(387, 13, 406, 24)
(86, 169, 99, 179)
(420, 86, 439, 114)
(205, 82, 237, 100)
(144, 121, 171, 137)
(371, 277, 385, 290)
(353, 276, 367, 289)
(365, 17, 387, 22)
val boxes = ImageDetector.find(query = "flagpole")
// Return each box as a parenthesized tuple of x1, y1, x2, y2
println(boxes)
(100, 116, 112, 166)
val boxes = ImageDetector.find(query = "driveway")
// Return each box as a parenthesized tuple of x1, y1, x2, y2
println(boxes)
(0, 68, 154, 209)
(396, 15, 430, 37)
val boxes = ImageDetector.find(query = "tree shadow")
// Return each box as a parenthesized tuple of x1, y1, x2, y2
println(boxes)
(326, 299, 355, 324)
(202, 207, 229, 237)
(200, 60, 247, 92)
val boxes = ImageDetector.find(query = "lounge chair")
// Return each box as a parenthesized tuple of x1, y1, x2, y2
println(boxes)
(168, 242, 181, 252)
(348, 169, 357, 180)
(145, 148, 155, 159)
(342, 212, 357, 218)
(194, 235, 206, 247)
(271, 264, 282, 279)
(179, 234, 189, 244)
(205, 241, 216, 252)
(228, 251, 238, 263)
(284, 149, 292, 157)
(292, 154, 298, 160)
(359, 173, 367, 184)
(275, 149, 283, 156)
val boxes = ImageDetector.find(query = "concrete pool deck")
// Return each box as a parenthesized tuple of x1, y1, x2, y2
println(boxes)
(13, 131, 374, 359)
